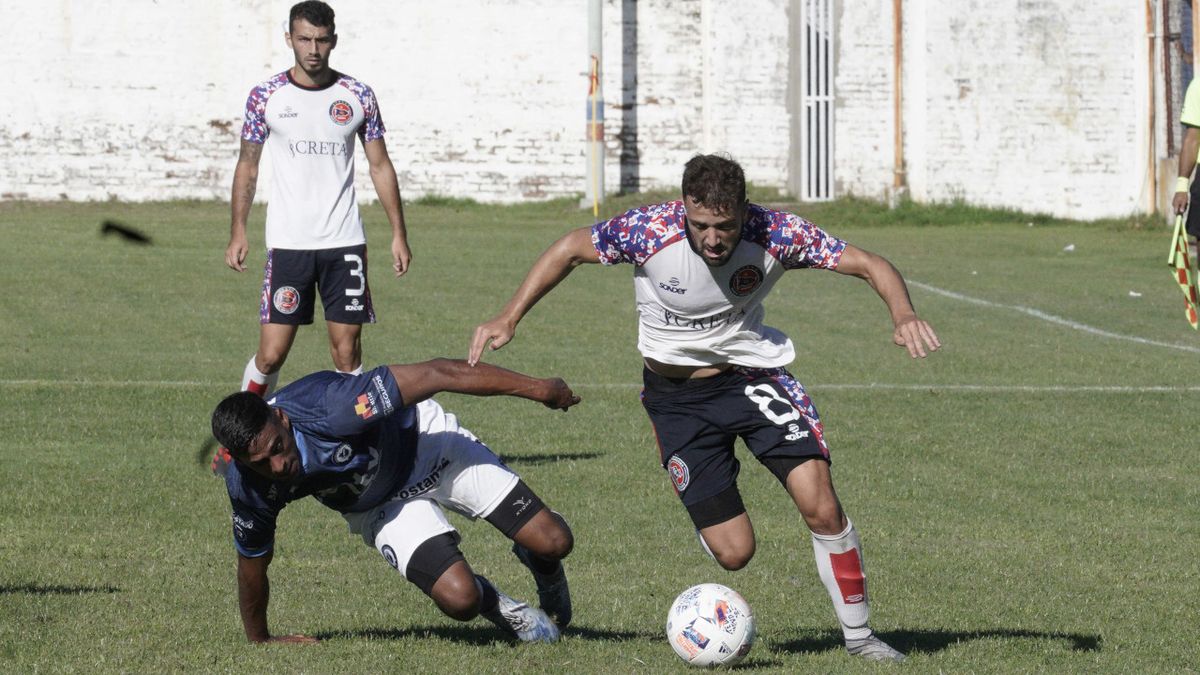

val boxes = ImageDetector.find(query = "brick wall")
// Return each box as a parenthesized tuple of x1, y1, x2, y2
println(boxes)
(0, 0, 1156, 219)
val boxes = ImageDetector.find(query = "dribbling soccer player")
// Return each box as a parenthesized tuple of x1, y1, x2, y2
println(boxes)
(469, 154, 939, 662)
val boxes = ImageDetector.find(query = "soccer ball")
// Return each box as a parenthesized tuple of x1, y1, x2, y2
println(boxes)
(666, 583, 756, 667)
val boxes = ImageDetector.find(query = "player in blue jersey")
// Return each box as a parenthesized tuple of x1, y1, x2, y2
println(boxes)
(210, 358, 579, 644)
(469, 154, 939, 662)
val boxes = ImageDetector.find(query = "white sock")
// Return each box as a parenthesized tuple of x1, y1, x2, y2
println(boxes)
(337, 365, 364, 376)
(241, 355, 279, 397)
(811, 520, 872, 641)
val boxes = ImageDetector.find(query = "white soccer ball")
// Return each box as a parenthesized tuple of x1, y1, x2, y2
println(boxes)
(666, 583, 756, 667)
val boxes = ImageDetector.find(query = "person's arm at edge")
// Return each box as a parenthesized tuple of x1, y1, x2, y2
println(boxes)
(833, 244, 941, 358)
(363, 137, 411, 277)
(388, 359, 580, 411)
(236, 552, 317, 644)
(226, 139, 263, 272)
(468, 226, 601, 365)
(1174, 126, 1200, 215)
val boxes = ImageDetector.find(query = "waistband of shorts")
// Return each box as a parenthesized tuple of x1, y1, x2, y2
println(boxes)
(641, 365, 741, 393)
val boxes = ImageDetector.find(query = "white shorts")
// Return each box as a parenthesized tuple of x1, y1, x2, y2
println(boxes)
(342, 398, 519, 577)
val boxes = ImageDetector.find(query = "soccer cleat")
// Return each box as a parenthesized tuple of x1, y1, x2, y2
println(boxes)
(480, 583, 560, 643)
(512, 543, 572, 628)
(845, 633, 906, 662)
(211, 447, 233, 476)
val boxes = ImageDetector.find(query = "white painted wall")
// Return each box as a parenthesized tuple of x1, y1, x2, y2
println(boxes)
(0, 0, 1161, 220)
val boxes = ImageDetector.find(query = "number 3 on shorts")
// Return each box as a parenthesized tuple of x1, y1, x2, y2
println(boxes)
(344, 254, 365, 297)
(744, 384, 800, 425)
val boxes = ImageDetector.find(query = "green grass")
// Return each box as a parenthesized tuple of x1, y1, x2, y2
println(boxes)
(1, 196, 1199, 673)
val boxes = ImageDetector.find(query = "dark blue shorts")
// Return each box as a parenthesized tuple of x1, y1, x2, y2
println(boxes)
(641, 366, 830, 526)
(260, 244, 376, 325)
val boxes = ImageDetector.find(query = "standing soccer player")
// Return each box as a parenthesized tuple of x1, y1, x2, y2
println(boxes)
(468, 154, 939, 662)
(224, 0, 411, 401)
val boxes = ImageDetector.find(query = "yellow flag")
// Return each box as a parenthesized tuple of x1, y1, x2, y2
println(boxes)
(1167, 215, 1200, 329)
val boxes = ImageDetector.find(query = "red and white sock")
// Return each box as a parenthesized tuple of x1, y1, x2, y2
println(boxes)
(811, 520, 872, 640)
(241, 355, 279, 397)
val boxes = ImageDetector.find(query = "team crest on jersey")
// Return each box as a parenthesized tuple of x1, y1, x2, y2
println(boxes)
(273, 286, 299, 314)
(381, 545, 398, 570)
(333, 443, 353, 464)
(667, 455, 690, 492)
(729, 265, 764, 296)
(354, 393, 376, 419)
(328, 100, 353, 125)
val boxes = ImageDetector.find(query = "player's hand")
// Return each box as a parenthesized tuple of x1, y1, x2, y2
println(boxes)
(1174, 190, 1190, 215)
(261, 634, 319, 645)
(540, 377, 581, 411)
(468, 318, 516, 366)
(392, 235, 412, 277)
(892, 315, 940, 358)
(225, 235, 249, 272)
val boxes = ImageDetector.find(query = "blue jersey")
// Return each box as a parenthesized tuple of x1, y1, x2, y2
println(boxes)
(224, 366, 420, 557)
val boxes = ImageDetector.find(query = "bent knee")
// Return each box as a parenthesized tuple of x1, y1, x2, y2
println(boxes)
(714, 548, 754, 571)
(430, 571, 481, 621)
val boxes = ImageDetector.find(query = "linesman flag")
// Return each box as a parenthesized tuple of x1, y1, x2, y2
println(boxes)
(1167, 214, 1200, 329)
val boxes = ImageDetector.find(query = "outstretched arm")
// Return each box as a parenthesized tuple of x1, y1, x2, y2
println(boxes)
(833, 244, 941, 358)
(236, 553, 317, 644)
(388, 358, 580, 410)
(468, 226, 601, 365)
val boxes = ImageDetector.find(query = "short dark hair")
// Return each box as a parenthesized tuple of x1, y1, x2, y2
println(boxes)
(289, 1, 336, 33)
(681, 154, 746, 215)
(211, 392, 272, 459)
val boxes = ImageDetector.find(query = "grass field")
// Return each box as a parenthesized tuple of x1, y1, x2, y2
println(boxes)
(1, 195, 1198, 673)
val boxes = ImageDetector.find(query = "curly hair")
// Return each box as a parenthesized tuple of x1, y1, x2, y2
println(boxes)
(681, 154, 746, 215)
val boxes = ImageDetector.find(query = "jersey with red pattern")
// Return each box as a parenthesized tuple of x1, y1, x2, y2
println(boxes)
(590, 201, 846, 368)
(241, 70, 386, 250)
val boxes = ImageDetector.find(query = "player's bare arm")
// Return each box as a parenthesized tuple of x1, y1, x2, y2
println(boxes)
(468, 226, 601, 365)
(1174, 127, 1200, 215)
(226, 139, 263, 272)
(389, 358, 580, 411)
(363, 137, 412, 277)
(235, 552, 318, 644)
(833, 244, 941, 358)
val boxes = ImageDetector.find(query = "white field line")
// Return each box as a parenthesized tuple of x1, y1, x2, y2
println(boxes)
(0, 379, 1197, 393)
(908, 280, 1200, 354)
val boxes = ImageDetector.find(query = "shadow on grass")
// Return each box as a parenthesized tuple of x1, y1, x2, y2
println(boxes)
(315, 623, 654, 645)
(0, 584, 121, 595)
(498, 452, 602, 465)
(775, 627, 1101, 656)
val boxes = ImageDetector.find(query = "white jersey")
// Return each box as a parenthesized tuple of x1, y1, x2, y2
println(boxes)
(591, 201, 847, 368)
(241, 70, 386, 250)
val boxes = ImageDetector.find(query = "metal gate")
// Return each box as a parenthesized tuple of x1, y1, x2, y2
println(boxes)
(799, 0, 834, 201)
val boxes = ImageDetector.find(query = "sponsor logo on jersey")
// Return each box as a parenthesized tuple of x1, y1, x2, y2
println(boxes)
(667, 455, 690, 492)
(661, 307, 746, 331)
(277, 106, 298, 119)
(729, 265, 764, 296)
(273, 286, 299, 314)
(659, 277, 687, 295)
(329, 100, 354, 125)
(354, 393, 376, 419)
(381, 544, 398, 570)
(287, 139, 349, 158)
(333, 443, 353, 463)
(345, 298, 365, 312)
(369, 375, 394, 414)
